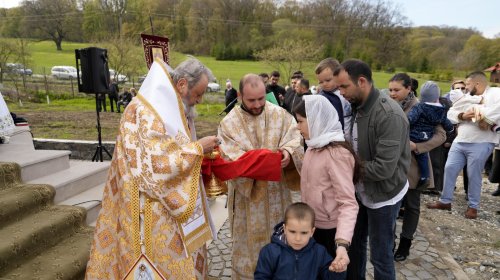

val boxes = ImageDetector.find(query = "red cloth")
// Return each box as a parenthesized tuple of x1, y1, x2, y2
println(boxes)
(202, 149, 282, 182)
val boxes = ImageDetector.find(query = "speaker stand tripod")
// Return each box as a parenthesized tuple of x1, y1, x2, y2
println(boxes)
(92, 93, 112, 162)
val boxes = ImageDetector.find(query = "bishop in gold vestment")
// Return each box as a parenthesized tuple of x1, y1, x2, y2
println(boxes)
(85, 59, 219, 279)
(218, 74, 303, 279)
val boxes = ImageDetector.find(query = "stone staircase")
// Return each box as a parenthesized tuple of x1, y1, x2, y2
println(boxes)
(0, 126, 110, 279)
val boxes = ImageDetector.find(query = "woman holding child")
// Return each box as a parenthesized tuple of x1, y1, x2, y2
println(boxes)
(388, 73, 446, 261)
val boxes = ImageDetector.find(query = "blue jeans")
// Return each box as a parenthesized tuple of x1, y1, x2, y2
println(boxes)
(440, 142, 495, 209)
(346, 199, 402, 280)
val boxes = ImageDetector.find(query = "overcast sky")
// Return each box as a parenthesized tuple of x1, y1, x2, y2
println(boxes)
(1, 0, 499, 38)
(390, 0, 500, 38)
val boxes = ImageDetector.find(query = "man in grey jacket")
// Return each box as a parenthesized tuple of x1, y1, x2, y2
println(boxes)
(333, 59, 411, 280)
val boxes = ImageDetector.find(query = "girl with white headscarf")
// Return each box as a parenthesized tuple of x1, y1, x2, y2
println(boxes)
(293, 95, 361, 277)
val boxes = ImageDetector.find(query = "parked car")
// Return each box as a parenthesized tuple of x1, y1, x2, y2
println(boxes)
(6, 63, 33, 76)
(206, 82, 220, 92)
(51, 66, 78, 79)
(109, 69, 128, 82)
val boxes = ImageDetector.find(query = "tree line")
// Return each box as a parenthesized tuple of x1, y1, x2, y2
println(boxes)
(1, 0, 499, 75)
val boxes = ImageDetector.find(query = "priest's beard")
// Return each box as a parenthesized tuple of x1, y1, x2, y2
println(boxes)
(182, 91, 198, 120)
(241, 100, 265, 116)
(182, 97, 198, 120)
(184, 103, 198, 120)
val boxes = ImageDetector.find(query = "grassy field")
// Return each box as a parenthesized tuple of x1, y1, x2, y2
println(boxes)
(9, 39, 456, 93)
(29, 41, 89, 74)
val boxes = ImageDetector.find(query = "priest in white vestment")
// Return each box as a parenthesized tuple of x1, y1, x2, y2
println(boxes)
(86, 58, 219, 279)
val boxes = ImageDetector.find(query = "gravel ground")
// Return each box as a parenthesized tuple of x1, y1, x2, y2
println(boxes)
(420, 175, 500, 280)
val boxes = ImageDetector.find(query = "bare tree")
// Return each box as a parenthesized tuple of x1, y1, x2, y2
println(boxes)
(255, 39, 321, 83)
(99, 36, 143, 84)
(0, 39, 16, 83)
(99, 0, 128, 38)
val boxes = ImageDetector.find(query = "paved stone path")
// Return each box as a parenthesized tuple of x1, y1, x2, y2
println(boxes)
(207, 219, 467, 279)
(207, 220, 232, 280)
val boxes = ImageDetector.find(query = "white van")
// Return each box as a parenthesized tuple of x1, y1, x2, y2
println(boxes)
(51, 66, 78, 79)
(109, 69, 128, 82)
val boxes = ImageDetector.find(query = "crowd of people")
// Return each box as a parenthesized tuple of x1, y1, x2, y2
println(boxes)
(84, 56, 500, 280)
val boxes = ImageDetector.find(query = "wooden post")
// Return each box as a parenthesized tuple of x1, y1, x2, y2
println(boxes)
(70, 76, 75, 98)
(43, 67, 50, 96)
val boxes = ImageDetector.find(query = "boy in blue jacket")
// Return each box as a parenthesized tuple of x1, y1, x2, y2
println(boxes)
(254, 202, 346, 280)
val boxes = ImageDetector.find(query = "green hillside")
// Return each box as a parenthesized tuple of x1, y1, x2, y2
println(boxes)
(13, 40, 454, 94)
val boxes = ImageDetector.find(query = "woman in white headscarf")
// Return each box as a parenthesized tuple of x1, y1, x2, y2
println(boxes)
(293, 95, 361, 277)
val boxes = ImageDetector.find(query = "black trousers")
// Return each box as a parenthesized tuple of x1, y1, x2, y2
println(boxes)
(485, 152, 494, 175)
(400, 189, 421, 240)
(314, 227, 347, 279)
(97, 94, 107, 112)
(430, 146, 447, 192)
(108, 95, 118, 112)
(313, 227, 338, 258)
(489, 149, 500, 183)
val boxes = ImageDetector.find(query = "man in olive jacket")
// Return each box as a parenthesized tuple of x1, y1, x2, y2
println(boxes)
(333, 59, 410, 280)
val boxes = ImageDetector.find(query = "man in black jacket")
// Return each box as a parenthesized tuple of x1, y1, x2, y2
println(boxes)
(333, 59, 410, 280)
(283, 78, 311, 115)
(266, 71, 286, 106)
(108, 79, 119, 113)
(284, 71, 303, 105)
(224, 81, 238, 113)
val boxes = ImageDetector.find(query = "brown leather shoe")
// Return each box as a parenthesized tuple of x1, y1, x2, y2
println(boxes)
(464, 207, 477, 219)
(426, 201, 451, 210)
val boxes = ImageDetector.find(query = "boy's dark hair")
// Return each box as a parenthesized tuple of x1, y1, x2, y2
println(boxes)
(315, 58, 340, 75)
(271, 70, 280, 77)
(333, 59, 373, 84)
(285, 202, 315, 228)
(259, 73, 269, 79)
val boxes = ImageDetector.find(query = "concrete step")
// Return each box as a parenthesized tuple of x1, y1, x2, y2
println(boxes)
(0, 126, 34, 152)
(59, 183, 105, 225)
(0, 149, 71, 182)
(27, 160, 109, 204)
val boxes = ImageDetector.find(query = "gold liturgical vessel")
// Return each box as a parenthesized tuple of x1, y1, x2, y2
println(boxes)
(204, 150, 228, 197)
